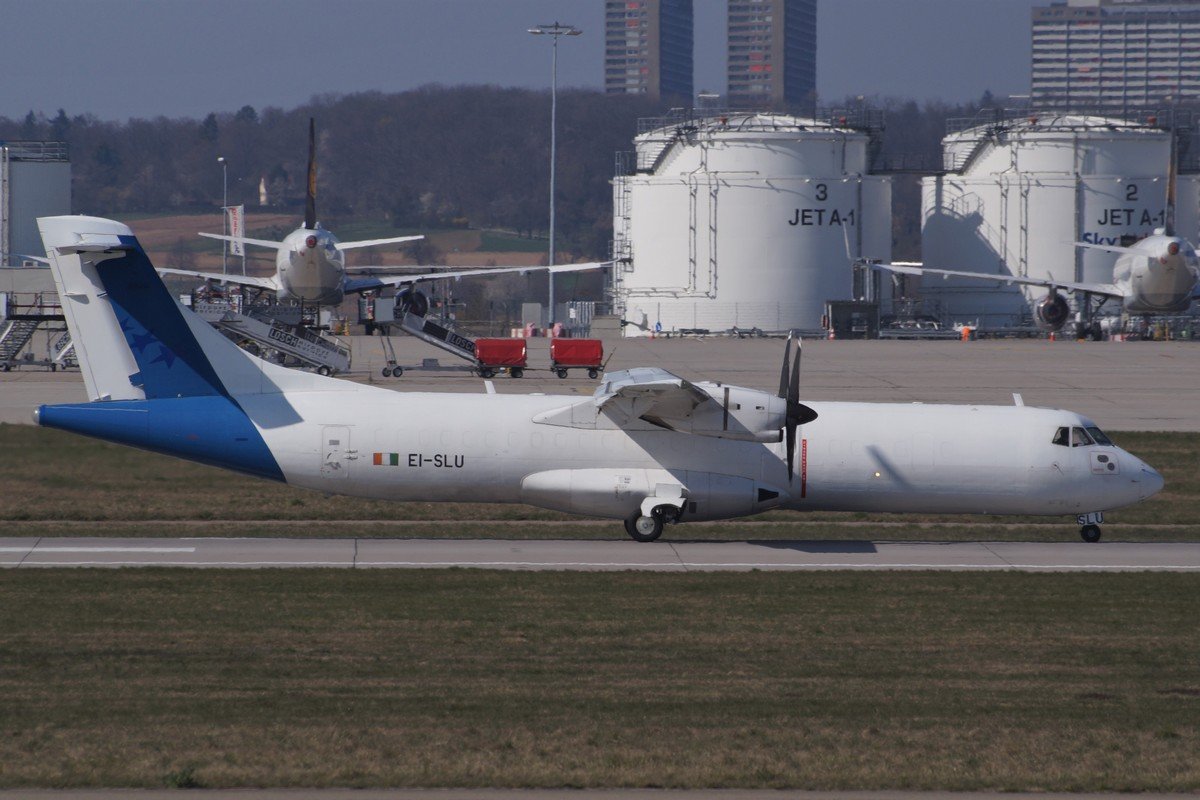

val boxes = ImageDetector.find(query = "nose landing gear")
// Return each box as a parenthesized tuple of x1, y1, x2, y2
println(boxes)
(1077, 512, 1104, 543)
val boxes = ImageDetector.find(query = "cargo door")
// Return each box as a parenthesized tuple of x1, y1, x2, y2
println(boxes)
(320, 426, 353, 479)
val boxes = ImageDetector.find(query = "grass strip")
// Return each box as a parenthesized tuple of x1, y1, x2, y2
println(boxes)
(0, 569, 1197, 790)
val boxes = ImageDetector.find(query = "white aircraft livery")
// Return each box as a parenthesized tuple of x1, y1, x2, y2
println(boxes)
(35, 216, 1163, 543)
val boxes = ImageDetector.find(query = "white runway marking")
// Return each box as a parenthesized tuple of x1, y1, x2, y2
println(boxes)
(0, 546, 196, 553)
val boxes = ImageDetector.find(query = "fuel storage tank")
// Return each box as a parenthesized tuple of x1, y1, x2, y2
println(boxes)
(612, 113, 891, 334)
(920, 113, 1176, 328)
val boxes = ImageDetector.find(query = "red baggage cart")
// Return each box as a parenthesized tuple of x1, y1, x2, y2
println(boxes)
(474, 338, 527, 378)
(550, 338, 603, 379)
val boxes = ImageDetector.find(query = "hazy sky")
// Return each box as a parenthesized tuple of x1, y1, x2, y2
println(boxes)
(0, 0, 1038, 121)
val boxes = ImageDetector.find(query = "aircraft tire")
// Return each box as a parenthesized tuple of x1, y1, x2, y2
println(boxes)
(625, 513, 663, 543)
(382, 367, 392, 378)
(392, 367, 403, 378)
(1080, 524, 1102, 543)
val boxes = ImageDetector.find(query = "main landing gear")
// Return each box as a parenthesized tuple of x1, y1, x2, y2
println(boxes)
(624, 505, 681, 543)
(1077, 512, 1104, 543)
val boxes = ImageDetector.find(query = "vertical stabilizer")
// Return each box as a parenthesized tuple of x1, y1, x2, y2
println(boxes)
(305, 118, 317, 230)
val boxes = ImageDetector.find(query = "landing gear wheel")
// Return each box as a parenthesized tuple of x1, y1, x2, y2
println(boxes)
(382, 367, 392, 378)
(511, 367, 524, 379)
(556, 368, 568, 379)
(392, 366, 403, 378)
(317, 365, 332, 377)
(588, 368, 599, 379)
(624, 512, 663, 543)
(1080, 524, 1102, 543)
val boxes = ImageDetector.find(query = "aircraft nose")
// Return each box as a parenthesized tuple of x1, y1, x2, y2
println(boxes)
(1137, 462, 1164, 500)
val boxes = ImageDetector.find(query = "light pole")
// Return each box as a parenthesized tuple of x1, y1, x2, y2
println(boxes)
(217, 156, 228, 274)
(528, 21, 581, 328)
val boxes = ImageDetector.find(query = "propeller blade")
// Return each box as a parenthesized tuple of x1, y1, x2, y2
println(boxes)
(778, 334, 793, 398)
(788, 340, 801, 409)
(786, 419, 796, 484)
(304, 118, 317, 230)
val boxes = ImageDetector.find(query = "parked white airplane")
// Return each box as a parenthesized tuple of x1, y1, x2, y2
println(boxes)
(870, 228, 1200, 334)
(36, 216, 1162, 543)
(160, 120, 601, 308)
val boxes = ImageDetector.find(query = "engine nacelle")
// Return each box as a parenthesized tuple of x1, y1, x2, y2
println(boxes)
(520, 468, 786, 521)
(1035, 292, 1070, 331)
(674, 383, 788, 443)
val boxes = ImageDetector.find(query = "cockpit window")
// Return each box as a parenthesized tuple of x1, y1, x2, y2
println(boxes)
(1051, 427, 1070, 447)
(1071, 426, 1094, 447)
(1086, 426, 1113, 446)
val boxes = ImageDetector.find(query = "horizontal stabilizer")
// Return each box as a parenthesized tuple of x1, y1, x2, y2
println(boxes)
(199, 232, 286, 251)
(335, 234, 425, 251)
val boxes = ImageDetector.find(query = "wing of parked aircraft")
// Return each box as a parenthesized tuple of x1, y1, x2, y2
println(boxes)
(155, 268, 280, 291)
(870, 260, 1123, 299)
(342, 261, 610, 294)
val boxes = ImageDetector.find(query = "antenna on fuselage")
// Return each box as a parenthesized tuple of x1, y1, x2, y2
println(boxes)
(304, 118, 317, 230)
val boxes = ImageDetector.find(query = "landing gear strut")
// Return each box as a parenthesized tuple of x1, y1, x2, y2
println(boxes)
(623, 505, 680, 543)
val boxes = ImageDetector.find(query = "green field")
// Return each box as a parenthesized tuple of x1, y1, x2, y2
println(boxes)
(1, 424, 1196, 540)
(0, 569, 1196, 790)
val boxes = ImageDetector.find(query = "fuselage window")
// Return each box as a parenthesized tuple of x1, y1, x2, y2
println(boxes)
(1071, 426, 1094, 447)
(1086, 426, 1113, 446)
(1051, 427, 1070, 447)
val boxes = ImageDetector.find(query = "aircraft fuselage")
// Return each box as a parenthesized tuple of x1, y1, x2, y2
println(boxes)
(41, 385, 1159, 523)
(275, 226, 346, 306)
(1114, 234, 1200, 314)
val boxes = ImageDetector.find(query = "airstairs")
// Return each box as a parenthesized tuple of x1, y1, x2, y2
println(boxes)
(0, 292, 69, 371)
(396, 311, 477, 362)
(192, 301, 351, 375)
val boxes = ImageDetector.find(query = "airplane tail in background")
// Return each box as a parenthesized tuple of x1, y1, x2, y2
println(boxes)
(32, 215, 321, 480)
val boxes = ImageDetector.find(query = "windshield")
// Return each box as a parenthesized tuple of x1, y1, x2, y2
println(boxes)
(1086, 426, 1114, 446)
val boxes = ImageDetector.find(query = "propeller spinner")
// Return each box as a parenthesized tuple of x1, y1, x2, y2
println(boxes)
(779, 335, 819, 483)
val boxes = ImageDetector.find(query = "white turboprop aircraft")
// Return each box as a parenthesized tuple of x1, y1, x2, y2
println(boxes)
(869, 228, 1200, 335)
(36, 216, 1163, 543)
(160, 120, 602, 308)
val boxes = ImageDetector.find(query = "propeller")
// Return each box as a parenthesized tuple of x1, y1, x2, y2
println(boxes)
(304, 117, 317, 230)
(779, 335, 819, 483)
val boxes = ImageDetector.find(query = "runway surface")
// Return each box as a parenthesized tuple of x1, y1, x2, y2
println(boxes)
(3, 536, 1200, 571)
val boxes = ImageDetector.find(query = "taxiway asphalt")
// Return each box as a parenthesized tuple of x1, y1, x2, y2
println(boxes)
(3, 537, 1199, 571)
(3, 337, 1199, 430)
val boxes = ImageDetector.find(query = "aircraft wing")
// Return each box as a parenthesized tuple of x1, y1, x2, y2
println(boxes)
(155, 268, 280, 292)
(342, 261, 610, 294)
(335, 235, 425, 251)
(1074, 241, 1141, 256)
(871, 261, 1123, 299)
(593, 367, 713, 427)
(199, 232, 286, 251)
